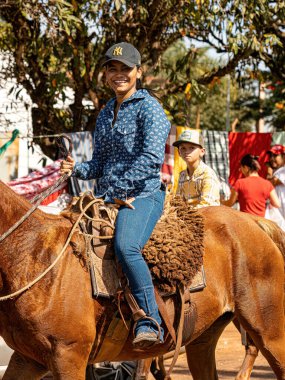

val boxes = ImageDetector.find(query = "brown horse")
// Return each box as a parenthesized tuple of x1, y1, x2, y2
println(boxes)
(0, 180, 285, 380)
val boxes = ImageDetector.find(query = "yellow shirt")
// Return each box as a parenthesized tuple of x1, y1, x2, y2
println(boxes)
(176, 161, 220, 208)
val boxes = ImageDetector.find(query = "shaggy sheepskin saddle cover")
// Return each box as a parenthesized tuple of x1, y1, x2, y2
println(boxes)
(64, 194, 205, 295)
(143, 196, 204, 293)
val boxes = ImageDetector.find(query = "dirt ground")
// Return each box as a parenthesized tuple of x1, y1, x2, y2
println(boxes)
(152, 323, 276, 380)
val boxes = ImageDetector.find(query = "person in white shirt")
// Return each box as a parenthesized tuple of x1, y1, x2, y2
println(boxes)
(266, 144, 285, 219)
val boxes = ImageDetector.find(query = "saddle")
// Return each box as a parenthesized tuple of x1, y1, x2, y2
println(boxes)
(63, 192, 205, 375)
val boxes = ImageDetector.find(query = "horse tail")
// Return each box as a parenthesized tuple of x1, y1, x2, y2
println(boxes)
(253, 216, 285, 261)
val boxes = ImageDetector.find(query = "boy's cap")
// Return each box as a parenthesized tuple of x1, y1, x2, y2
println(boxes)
(173, 130, 204, 148)
(267, 144, 285, 155)
(102, 42, 141, 68)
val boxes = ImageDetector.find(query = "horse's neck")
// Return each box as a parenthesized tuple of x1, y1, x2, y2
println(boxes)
(0, 181, 37, 233)
(0, 181, 68, 287)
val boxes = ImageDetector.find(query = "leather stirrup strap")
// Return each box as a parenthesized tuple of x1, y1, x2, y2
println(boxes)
(154, 289, 177, 345)
(124, 286, 162, 340)
(124, 286, 146, 322)
(165, 283, 186, 380)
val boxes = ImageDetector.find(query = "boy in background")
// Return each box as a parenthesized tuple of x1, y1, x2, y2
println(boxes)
(173, 130, 220, 208)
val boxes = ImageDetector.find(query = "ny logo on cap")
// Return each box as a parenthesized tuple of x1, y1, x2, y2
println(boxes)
(113, 47, 123, 56)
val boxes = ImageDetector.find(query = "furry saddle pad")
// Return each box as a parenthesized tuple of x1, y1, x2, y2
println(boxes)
(89, 195, 205, 297)
(143, 196, 204, 293)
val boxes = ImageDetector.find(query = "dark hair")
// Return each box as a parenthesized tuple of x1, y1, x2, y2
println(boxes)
(136, 78, 161, 100)
(240, 154, 261, 172)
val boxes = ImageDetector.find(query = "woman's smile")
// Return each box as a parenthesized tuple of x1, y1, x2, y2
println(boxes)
(105, 61, 142, 99)
(113, 79, 129, 86)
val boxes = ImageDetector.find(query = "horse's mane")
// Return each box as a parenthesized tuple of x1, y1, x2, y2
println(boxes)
(1, 180, 31, 209)
(0, 180, 65, 222)
(254, 216, 285, 261)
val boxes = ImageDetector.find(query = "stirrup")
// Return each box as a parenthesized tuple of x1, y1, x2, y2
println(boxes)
(132, 331, 160, 348)
(132, 316, 162, 348)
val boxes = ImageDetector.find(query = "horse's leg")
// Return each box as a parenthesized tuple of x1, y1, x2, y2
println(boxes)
(135, 354, 174, 380)
(236, 260, 285, 379)
(134, 358, 153, 380)
(185, 312, 233, 380)
(148, 356, 168, 380)
(238, 322, 285, 380)
(49, 344, 90, 380)
(157, 356, 169, 379)
(235, 344, 259, 380)
(232, 319, 259, 380)
(3, 351, 48, 380)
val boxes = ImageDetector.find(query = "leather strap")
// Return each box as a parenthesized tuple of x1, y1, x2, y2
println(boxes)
(165, 283, 186, 379)
(124, 286, 162, 340)
(154, 288, 177, 345)
(124, 286, 146, 322)
(93, 312, 130, 363)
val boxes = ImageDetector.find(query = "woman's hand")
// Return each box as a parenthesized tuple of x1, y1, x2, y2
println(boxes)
(114, 197, 135, 210)
(60, 155, 75, 176)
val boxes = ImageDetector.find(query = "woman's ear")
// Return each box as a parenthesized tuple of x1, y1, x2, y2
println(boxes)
(240, 165, 248, 176)
(136, 66, 143, 79)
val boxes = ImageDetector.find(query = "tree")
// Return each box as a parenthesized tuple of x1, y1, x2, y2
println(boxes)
(233, 78, 285, 131)
(150, 41, 254, 130)
(0, 0, 284, 156)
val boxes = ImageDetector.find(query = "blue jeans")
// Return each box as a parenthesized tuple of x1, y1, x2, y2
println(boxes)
(114, 188, 165, 338)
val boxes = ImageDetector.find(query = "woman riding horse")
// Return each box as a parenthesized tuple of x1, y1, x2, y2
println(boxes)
(60, 42, 171, 349)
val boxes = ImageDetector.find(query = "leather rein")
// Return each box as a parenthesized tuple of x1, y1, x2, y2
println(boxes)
(0, 135, 115, 300)
(0, 193, 114, 301)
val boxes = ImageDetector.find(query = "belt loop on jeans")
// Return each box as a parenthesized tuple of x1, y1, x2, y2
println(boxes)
(160, 182, 166, 191)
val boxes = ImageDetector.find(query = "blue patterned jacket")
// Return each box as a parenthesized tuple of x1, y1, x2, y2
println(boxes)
(72, 89, 171, 202)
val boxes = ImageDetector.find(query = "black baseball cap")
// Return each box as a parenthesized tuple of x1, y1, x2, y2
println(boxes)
(102, 42, 141, 68)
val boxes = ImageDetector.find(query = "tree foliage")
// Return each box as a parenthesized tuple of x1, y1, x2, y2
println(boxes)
(156, 42, 253, 130)
(233, 79, 285, 131)
(0, 0, 284, 156)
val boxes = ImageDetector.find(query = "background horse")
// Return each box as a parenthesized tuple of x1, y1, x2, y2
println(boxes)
(0, 180, 284, 380)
